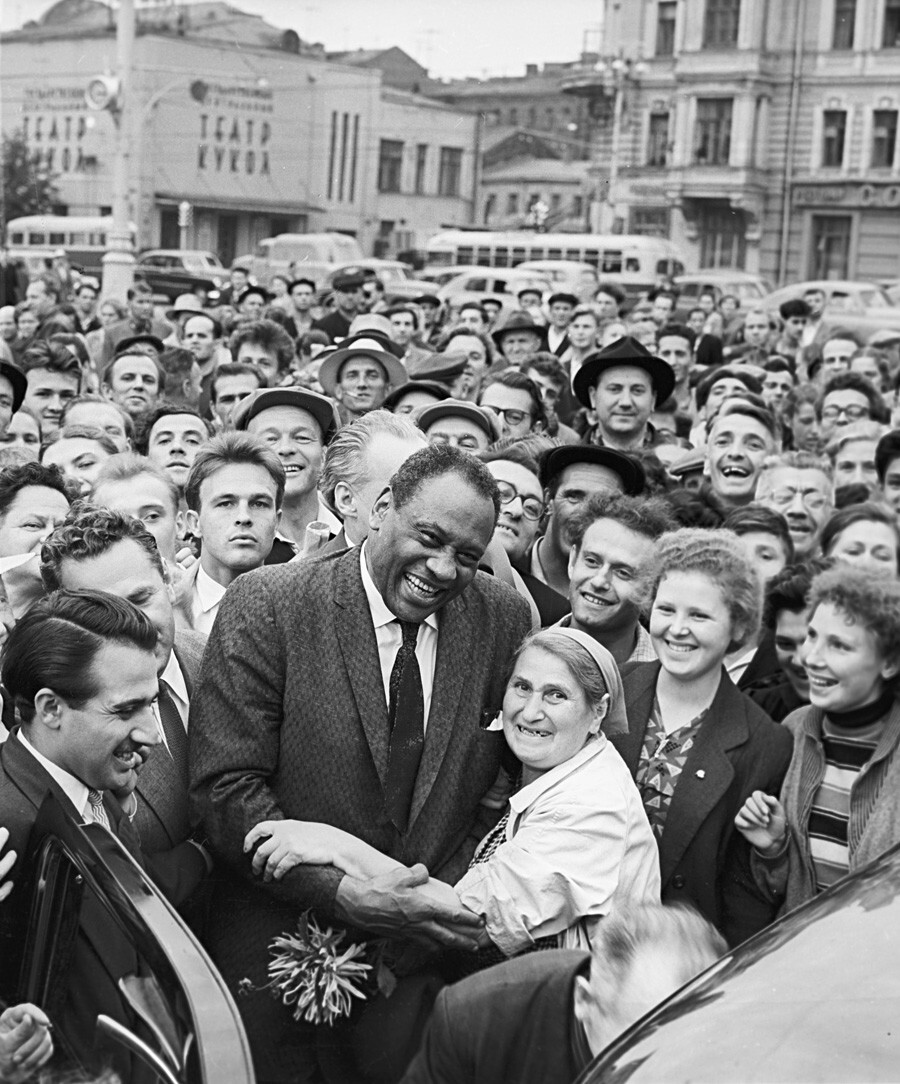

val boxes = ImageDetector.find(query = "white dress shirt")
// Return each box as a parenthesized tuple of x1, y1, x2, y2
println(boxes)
(191, 564, 228, 636)
(18, 731, 94, 823)
(359, 544, 439, 728)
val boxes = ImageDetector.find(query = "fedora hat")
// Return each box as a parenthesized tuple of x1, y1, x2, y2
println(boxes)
(165, 293, 207, 321)
(572, 335, 675, 408)
(232, 387, 341, 444)
(317, 334, 408, 396)
(491, 312, 549, 352)
(538, 444, 645, 497)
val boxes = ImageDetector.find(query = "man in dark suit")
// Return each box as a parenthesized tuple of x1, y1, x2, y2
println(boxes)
(313, 270, 368, 342)
(0, 590, 207, 1076)
(401, 906, 726, 1084)
(41, 507, 206, 855)
(189, 443, 532, 1082)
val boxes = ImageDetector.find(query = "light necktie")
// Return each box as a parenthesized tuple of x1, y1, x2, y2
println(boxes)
(385, 620, 425, 833)
(87, 789, 111, 830)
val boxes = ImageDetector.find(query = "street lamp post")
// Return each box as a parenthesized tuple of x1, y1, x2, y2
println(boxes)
(101, 0, 136, 301)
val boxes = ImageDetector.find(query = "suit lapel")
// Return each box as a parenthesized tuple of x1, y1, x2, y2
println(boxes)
(615, 663, 660, 776)
(333, 551, 391, 785)
(408, 593, 471, 827)
(657, 675, 749, 885)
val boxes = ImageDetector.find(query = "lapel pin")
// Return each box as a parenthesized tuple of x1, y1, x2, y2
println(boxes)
(696, 769, 706, 779)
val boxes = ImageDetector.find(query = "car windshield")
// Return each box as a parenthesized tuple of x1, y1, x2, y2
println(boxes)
(860, 287, 891, 308)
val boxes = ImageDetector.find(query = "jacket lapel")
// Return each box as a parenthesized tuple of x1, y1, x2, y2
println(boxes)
(333, 551, 391, 785)
(614, 663, 661, 775)
(408, 592, 471, 827)
(657, 674, 749, 885)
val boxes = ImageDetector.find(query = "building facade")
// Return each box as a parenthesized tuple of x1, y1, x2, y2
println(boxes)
(573, 0, 900, 283)
(0, 0, 476, 263)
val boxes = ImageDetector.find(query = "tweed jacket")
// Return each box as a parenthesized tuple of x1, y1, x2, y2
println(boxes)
(752, 698, 900, 915)
(189, 547, 532, 909)
(612, 662, 792, 947)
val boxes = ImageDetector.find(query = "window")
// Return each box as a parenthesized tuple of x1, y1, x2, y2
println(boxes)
(438, 147, 463, 197)
(572, 195, 584, 218)
(883, 0, 900, 47)
(698, 204, 747, 268)
(414, 144, 428, 194)
(631, 207, 671, 236)
(694, 98, 733, 165)
(550, 193, 561, 211)
(833, 0, 856, 48)
(647, 111, 670, 166)
(483, 194, 497, 223)
(507, 193, 519, 215)
(810, 214, 852, 279)
(703, 0, 740, 47)
(377, 139, 403, 193)
(656, 1, 677, 55)
(872, 109, 898, 167)
(509, 108, 518, 125)
(822, 110, 847, 167)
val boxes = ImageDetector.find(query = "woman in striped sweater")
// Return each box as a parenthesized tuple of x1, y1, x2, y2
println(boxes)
(735, 566, 900, 914)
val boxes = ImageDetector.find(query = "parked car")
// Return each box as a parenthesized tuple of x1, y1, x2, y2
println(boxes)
(236, 232, 364, 289)
(326, 259, 434, 300)
(136, 249, 226, 302)
(577, 842, 900, 1083)
(763, 279, 900, 339)
(515, 259, 599, 299)
(436, 267, 551, 317)
(674, 270, 774, 309)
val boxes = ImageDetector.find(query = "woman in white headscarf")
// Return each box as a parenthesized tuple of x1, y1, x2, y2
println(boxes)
(246, 627, 660, 964)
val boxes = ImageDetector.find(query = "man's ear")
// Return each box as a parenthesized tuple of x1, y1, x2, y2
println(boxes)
(333, 480, 356, 523)
(33, 689, 65, 731)
(368, 487, 392, 532)
(185, 508, 201, 538)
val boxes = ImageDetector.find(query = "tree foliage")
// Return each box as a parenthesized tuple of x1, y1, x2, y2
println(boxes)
(1, 128, 59, 227)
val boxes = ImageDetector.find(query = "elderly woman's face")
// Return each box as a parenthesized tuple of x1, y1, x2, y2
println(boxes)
(650, 570, 736, 682)
(802, 602, 898, 712)
(502, 646, 601, 779)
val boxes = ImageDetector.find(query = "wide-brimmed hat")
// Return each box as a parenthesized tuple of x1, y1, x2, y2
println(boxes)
(572, 335, 675, 408)
(414, 399, 501, 444)
(538, 444, 645, 497)
(0, 362, 27, 413)
(491, 312, 549, 352)
(382, 380, 451, 413)
(232, 387, 341, 444)
(165, 293, 207, 321)
(317, 334, 408, 396)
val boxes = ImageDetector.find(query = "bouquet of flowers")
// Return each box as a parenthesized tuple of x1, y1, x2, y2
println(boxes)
(240, 911, 375, 1027)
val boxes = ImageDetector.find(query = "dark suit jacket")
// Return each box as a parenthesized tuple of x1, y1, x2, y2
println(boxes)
(133, 630, 206, 852)
(613, 663, 792, 947)
(402, 950, 591, 1084)
(0, 731, 205, 1074)
(188, 548, 531, 1078)
(736, 630, 780, 693)
(312, 310, 352, 343)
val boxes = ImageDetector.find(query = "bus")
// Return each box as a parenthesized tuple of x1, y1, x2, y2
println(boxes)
(4, 215, 137, 281)
(424, 230, 687, 297)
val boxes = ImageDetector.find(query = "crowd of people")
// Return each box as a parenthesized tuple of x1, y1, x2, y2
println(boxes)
(1, 251, 900, 1083)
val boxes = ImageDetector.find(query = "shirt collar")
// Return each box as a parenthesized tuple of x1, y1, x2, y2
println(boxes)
(195, 564, 228, 614)
(161, 649, 188, 704)
(18, 730, 90, 818)
(509, 736, 606, 814)
(359, 543, 439, 632)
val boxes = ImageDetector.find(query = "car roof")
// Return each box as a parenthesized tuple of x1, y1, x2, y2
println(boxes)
(139, 249, 219, 259)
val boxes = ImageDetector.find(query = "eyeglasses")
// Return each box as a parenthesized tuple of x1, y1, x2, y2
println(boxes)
(821, 404, 870, 422)
(484, 407, 532, 427)
(768, 488, 828, 511)
(495, 481, 545, 521)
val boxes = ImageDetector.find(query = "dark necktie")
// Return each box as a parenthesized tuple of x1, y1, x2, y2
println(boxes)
(158, 681, 189, 788)
(385, 620, 425, 833)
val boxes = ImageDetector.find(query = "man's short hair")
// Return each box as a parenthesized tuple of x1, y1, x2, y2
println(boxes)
(695, 366, 761, 412)
(319, 410, 423, 513)
(820, 371, 888, 422)
(525, 354, 567, 390)
(92, 451, 181, 513)
(823, 327, 863, 349)
(479, 370, 547, 431)
(2, 589, 157, 723)
(657, 323, 696, 348)
(229, 319, 295, 373)
(762, 557, 832, 629)
(479, 441, 542, 478)
(158, 345, 196, 383)
(183, 312, 223, 339)
(763, 356, 795, 377)
(594, 282, 626, 306)
(779, 298, 812, 321)
(385, 305, 419, 330)
(389, 443, 500, 522)
(457, 302, 488, 321)
(755, 451, 833, 500)
(876, 429, 900, 484)
(567, 492, 675, 553)
(210, 362, 268, 403)
(184, 431, 286, 512)
(101, 351, 166, 394)
(440, 325, 495, 362)
(41, 505, 165, 592)
(127, 281, 153, 300)
(133, 401, 212, 455)
(825, 420, 886, 463)
(20, 341, 82, 378)
(722, 504, 795, 563)
(712, 399, 779, 441)
(0, 460, 71, 519)
(61, 395, 135, 441)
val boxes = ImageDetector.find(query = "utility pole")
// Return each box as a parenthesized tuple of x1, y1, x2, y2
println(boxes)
(101, 0, 136, 301)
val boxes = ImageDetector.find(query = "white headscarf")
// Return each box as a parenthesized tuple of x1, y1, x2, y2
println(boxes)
(548, 626, 629, 736)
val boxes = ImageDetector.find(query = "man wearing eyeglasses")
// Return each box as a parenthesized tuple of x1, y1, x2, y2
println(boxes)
(478, 371, 546, 440)
(756, 453, 834, 558)
(818, 371, 885, 440)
